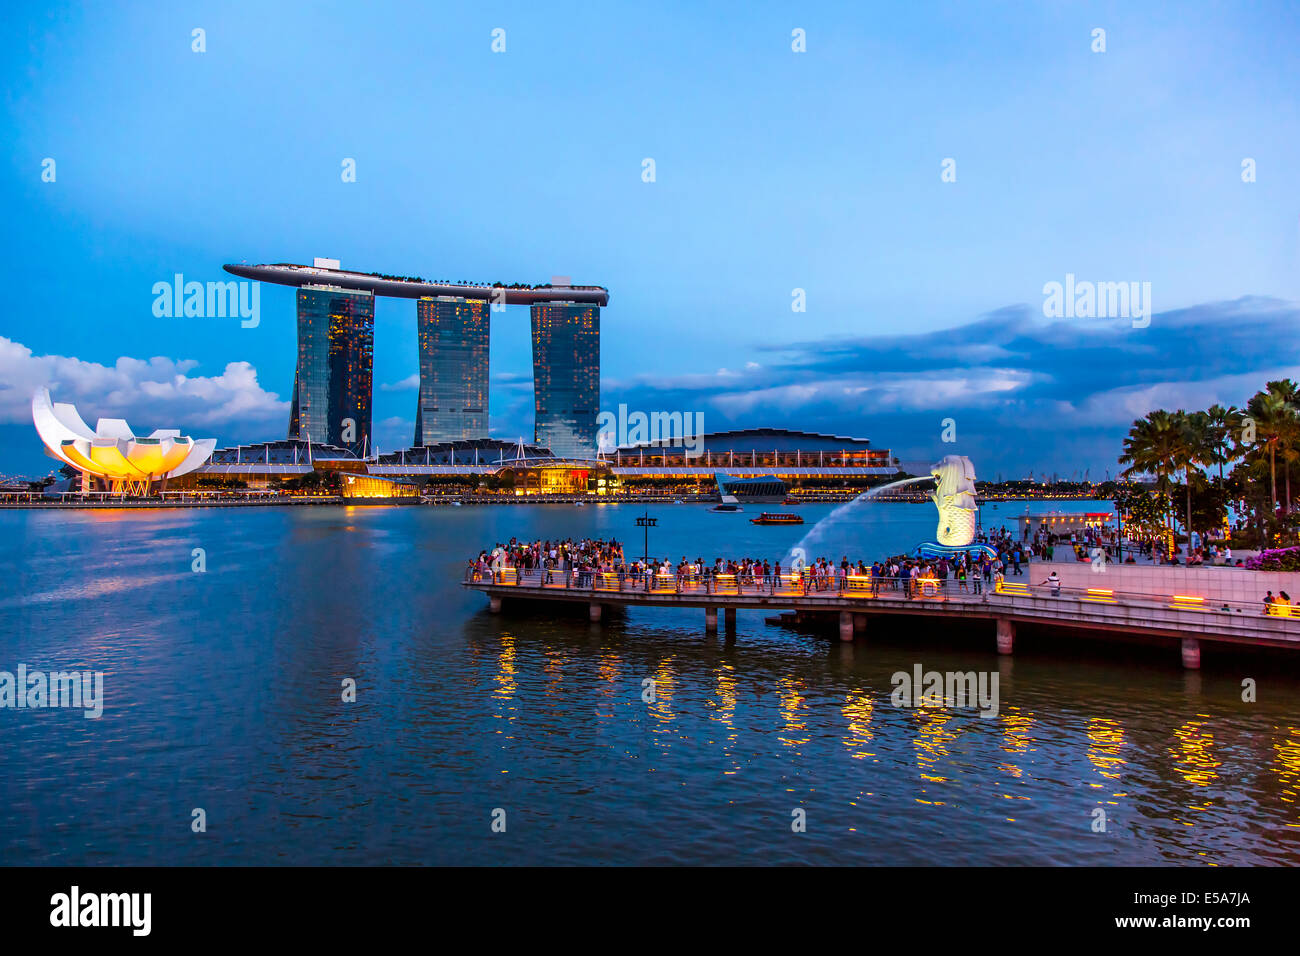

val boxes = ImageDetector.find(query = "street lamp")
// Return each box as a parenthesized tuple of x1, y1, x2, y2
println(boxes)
(636, 512, 657, 564)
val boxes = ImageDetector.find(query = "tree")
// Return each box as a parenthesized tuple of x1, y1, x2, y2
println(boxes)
(1187, 476, 1230, 538)
(1245, 381, 1298, 514)
(1172, 409, 1216, 547)
(1268, 379, 1300, 512)
(1115, 483, 1170, 535)
(1118, 410, 1183, 539)
(1203, 403, 1242, 484)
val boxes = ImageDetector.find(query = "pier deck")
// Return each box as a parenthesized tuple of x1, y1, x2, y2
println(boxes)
(462, 568, 1300, 668)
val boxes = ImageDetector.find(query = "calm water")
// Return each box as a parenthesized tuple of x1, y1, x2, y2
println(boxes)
(1, 500, 1298, 866)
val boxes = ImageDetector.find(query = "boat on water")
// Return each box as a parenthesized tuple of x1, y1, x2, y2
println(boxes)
(710, 503, 744, 513)
(750, 512, 804, 525)
(574, 500, 586, 507)
(783, 496, 799, 505)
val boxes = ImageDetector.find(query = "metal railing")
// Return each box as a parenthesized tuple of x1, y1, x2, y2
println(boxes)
(465, 567, 960, 600)
(462, 564, 1300, 622)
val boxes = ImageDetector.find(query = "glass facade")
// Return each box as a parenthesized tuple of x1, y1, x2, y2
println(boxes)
(289, 285, 374, 456)
(414, 297, 490, 444)
(530, 303, 600, 458)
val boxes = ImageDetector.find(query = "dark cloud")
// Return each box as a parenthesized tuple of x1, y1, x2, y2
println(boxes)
(601, 297, 1300, 479)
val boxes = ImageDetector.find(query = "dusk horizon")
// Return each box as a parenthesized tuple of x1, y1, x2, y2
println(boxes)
(5, 2, 1299, 477)
(4, 292, 1298, 478)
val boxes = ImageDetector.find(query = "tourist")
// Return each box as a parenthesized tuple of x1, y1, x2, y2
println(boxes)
(1263, 591, 1275, 615)
(1041, 571, 1062, 596)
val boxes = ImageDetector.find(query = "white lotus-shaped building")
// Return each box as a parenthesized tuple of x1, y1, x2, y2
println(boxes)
(32, 388, 216, 495)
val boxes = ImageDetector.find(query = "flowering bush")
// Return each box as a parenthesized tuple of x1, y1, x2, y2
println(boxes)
(1245, 547, 1300, 572)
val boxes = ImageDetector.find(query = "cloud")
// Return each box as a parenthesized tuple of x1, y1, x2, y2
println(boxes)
(5, 296, 1295, 478)
(601, 296, 1300, 476)
(0, 336, 286, 430)
(380, 374, 419, 391)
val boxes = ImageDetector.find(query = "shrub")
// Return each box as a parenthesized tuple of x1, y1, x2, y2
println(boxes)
(1245, 547, 1300, 572)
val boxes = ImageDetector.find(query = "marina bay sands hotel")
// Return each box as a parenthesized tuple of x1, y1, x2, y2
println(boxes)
(223, 259, 607, 459)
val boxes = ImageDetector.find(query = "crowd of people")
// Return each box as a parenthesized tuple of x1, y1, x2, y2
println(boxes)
(1010, 523, 1249, 568)
(465, 532, 1300, 618)
(466, 522, 1255, 585)
(466, 534, 1037, 597)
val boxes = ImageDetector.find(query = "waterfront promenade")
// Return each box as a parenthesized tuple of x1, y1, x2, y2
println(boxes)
(463, 564, 1300, 669)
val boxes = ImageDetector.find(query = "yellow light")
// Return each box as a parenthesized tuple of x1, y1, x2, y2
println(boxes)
(1083, 588, 1116, 604)
(651, 572, 676, 594)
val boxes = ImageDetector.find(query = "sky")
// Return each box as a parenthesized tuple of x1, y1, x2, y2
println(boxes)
(2, 1, 1299, 477)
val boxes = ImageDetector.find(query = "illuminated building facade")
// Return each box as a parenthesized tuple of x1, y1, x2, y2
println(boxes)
(531, 303, 600, 458)
(339, 472, 420, 501)
(603, 428, 895, 469)
(31, 388, 215, 495)
(290, 285, 374, 456)
(415, 297, 490, 444)
(226, 261, 610, 457)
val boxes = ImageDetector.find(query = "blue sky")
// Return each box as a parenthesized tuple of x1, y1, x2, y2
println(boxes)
(2, 1, 1299, 476)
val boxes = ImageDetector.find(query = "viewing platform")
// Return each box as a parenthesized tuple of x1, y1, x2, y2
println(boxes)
(462, 566, 1300, 669)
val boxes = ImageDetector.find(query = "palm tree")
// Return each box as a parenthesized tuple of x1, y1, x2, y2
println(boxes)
(1119, 410, 1183, 540)
(1245, 382, 1298, 514)
(1204, 403, 1242, 484)
(1267, 379, 1300, 512)
(1168, 410, 1214, 552)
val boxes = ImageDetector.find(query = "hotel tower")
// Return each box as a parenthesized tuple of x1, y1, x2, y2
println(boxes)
(414, 296, 491, 444)
(530, 302, 601, 458)
(289, 284, 375, 456)
(224, 260, 608, 459)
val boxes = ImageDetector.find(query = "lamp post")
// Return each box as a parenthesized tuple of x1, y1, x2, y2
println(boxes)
(636, 512, 657, 564)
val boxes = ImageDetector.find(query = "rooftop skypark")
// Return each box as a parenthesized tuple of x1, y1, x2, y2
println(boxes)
(225, 261, 610, 306)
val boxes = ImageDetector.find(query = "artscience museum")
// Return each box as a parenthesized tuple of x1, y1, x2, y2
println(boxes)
(31, 388, 216, 495)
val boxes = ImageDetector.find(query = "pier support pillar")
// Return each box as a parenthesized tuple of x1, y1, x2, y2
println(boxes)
(996, 617, 1014, 655)
(839, 611, 854, 642)
(705, 607, 718, 633)
(589, 602, 602, 623)
(1181, 637, 1201, 670)
(489, 595, 502, 614)
(724, 607, 736, 631)
(853, 613, 866, 634)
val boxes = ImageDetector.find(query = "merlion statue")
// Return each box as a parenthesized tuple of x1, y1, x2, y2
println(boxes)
(931, 455, 978, 546)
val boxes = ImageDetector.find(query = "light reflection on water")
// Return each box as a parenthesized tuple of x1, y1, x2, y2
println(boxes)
(1, 503, 1299, 865)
